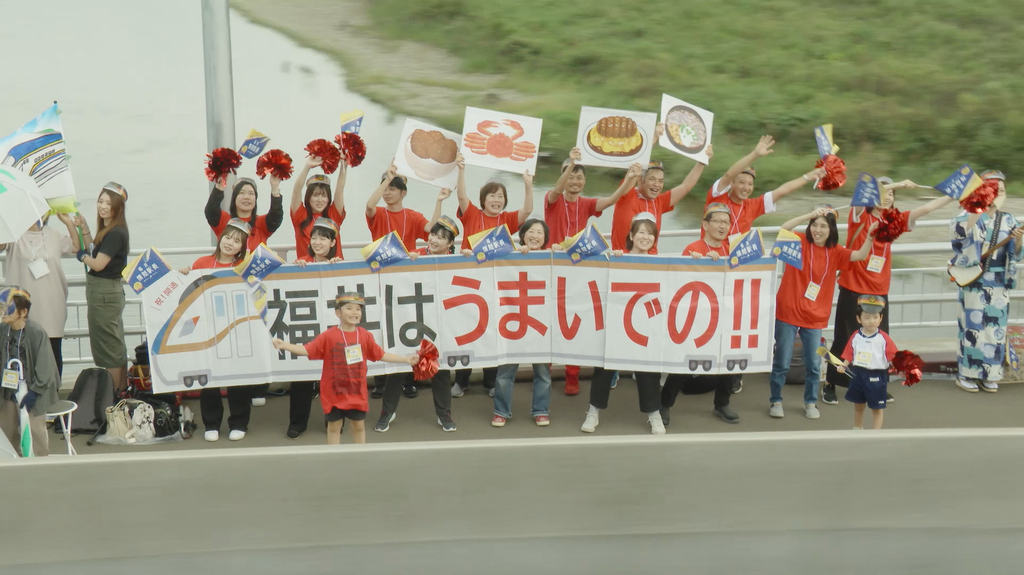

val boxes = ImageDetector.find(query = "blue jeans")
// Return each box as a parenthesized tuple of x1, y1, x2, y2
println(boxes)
(493, 363, 552, 418)
(769, 319, 822, 405)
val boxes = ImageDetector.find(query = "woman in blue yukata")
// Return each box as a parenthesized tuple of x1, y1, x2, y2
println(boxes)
(949, 170, 1024, 393)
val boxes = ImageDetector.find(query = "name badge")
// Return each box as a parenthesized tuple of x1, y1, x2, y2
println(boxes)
(854, 350, 873, 367)
(1, 369, 19, 390)
(866, 255, 885, 273)
(344, 345, 363, 365)
(804, 282, 821, 301)
(28, 258, 50, 279)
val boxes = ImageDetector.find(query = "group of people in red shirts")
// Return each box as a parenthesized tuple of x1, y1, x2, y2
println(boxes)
(188, 129, 954, 442)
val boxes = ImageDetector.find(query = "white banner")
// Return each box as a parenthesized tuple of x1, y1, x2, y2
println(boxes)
(143, 253, 777, 393)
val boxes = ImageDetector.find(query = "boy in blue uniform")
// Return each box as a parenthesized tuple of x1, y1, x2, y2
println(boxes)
(836, 295, 897, 429)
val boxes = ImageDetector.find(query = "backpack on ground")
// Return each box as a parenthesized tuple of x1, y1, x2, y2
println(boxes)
(67, 368, 116, 433)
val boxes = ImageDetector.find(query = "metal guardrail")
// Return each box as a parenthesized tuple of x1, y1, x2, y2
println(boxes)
(0, 219, 1014, 368)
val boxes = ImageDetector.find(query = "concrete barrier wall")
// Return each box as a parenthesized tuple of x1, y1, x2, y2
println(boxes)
(5, 429, 1024, 574)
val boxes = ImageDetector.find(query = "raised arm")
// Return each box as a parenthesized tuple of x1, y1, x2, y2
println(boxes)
(517, 171, 534, 226)
(771, 167, 826, 204)
(668, 145, 713, 207)
(595, 162, 642, 211)
(333, 156, 347, 214)
(781, 208, 823, 232)
(204, 175, 228, 228)
(366, 163, 397, 219)
(272, 338, 309, 356)
(850, 222, 879, 262)
(292, 157, 322, 213)
(265, 176, 284, 233)
(547, 147, 581, 204)
(455, 153, 470, 214)
(718, 135, 774, 192)
(897, 180, 954, 225)
(425, 188, 451, 232)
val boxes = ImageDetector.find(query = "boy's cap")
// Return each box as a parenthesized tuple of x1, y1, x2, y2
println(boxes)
(435, 215, 460, 238)
(632, 211, 656, 224)
(335, 292, 365, 307)
(857, 294, 885, 314)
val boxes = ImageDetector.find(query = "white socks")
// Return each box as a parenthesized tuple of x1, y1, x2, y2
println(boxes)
(647, 411, 660, 422)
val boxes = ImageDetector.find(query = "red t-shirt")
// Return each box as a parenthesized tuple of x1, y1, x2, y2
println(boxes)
(683, 239, 729, 258)
(457, 203, 521, 250)
(838, 207, 910, 296)
(414, 247, 429, 256)
(544, 195, 602, 245)
(610, 189, 674, 254)
(291, 204, 346, 260)
(775, 232, 853, 329)
(304, 326, 384, 413)
(190, 255, 237, 270)
(366, 206, 429, 252)
(702, 179, 774, 238)
(211, 211, 276, 252)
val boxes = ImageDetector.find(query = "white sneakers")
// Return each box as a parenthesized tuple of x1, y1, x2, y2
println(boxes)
(204, 430, 219, 442)
(228, 430, 246, 441)
(450, 384, 465, 398)
(804, 403, 820, 420)
(648, 414, 666, 435)
(251, 397, 266, 407)
(769, 402, 784, 418)
(581, 412, 599, 433)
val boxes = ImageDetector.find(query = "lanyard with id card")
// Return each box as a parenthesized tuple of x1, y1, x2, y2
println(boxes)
(866, 242, 887, 274)
(2, 359, 24, 391)
(804, 243, 829, 302)
(339, 328, 363, 365)
(853, 350, 873, 367)
(28, 258, 50, 279)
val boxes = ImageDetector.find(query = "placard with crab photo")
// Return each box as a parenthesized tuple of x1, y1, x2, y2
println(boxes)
(658, 94, 714, 165)
(393, 118, 462, 189)
(575, 106, 658, 169)
(460, 107, 542, 175)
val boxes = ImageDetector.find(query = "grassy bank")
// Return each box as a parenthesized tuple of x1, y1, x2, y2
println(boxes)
(365, 0, 1023, 191)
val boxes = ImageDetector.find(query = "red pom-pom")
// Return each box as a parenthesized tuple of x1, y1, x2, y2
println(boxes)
(335, 132, 366, 168)
(874, 206, 910, 243)
(959, 179, 1000, 214)
(304, 139, 342, 174)
(413, 339, 440, 381)
(204, 147, 243, 183)
(814, 154, 847, 191)
(255, 149, 294, 181)
(890, 350, 925, 386)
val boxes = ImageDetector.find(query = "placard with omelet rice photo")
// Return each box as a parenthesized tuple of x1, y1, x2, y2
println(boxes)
(393, 118, 462, 189)
(658, 94, 714, 165)
(574, 106, 657, 170)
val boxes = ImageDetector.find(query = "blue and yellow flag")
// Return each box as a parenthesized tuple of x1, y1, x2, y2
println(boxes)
(238, 129, 270, 159)
(340, 110, 365, 134)
(361, 231, 410, 272)
(469, 225, 516, 264)
(0, 287, 14, 316)
(122, 248, 173, 295)
(770, 228, 804, 270)
(935, 164, 983, 201)
(562, 223, 609, 264)
(851, 173, 881, 207)
(250, 283, 270, 327)
(727, 228, 765, 269)
(234, 243, 285, 286)
(813, 124, 839, 159)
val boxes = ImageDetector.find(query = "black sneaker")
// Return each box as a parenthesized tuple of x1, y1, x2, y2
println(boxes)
(713, 405, 740, 424)
(437, 412, 457, 432)
(886, 393, 895, 403)
(374, 411, 396, 433)
(821, 383, 838, 405)
(659, 407, 670, 427)
(403, 385, 418, 399)
(731, 377, 743, 394)
(286, 428, 301, 439)
(371, 385, 385, 399)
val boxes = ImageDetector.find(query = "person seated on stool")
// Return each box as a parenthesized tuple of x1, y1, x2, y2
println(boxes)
(0, 289, 60, 456)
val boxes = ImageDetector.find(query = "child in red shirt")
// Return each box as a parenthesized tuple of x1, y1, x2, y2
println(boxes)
(455, 153, 533, 250)
(273, 293, 419, 444)
(178, 218, 250, 275)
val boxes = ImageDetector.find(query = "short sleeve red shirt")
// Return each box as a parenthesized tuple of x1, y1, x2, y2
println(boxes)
(457, 203, 521, 250)
(701, 179, 774, 238)
(414, 247, 429, 256)
(304, 326, 384, 413)
(838, 207, 909, 296)
(610, 189, 674, 254)
(212, 211, 276, 252)
(291, 204, 346, 260)
(366, 207, 429, 252)
(683, 239, 729, 258)
(190, 255, 237, 270)
(544, 195, 602, 245)
(775, 232, 853, 329)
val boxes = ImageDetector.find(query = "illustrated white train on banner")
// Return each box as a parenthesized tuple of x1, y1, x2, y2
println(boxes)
(141, 253, 777, 393)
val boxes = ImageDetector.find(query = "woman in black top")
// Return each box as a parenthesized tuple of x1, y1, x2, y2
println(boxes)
(76, 182, 131, 392)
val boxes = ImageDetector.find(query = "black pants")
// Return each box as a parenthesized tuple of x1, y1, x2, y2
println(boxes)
(288, 381, 318, 433)
(454, 367, 497, 390)
(373, 374, 416, 391)
(50, 338, 63, 378)
(589, 367, 660, 413)
(662, 374, 734, 409)
(382, 371, 452, 418)
(251, 383, 270, 399)
(826, 287, 890, 388)
(200, 386, 252, 431)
